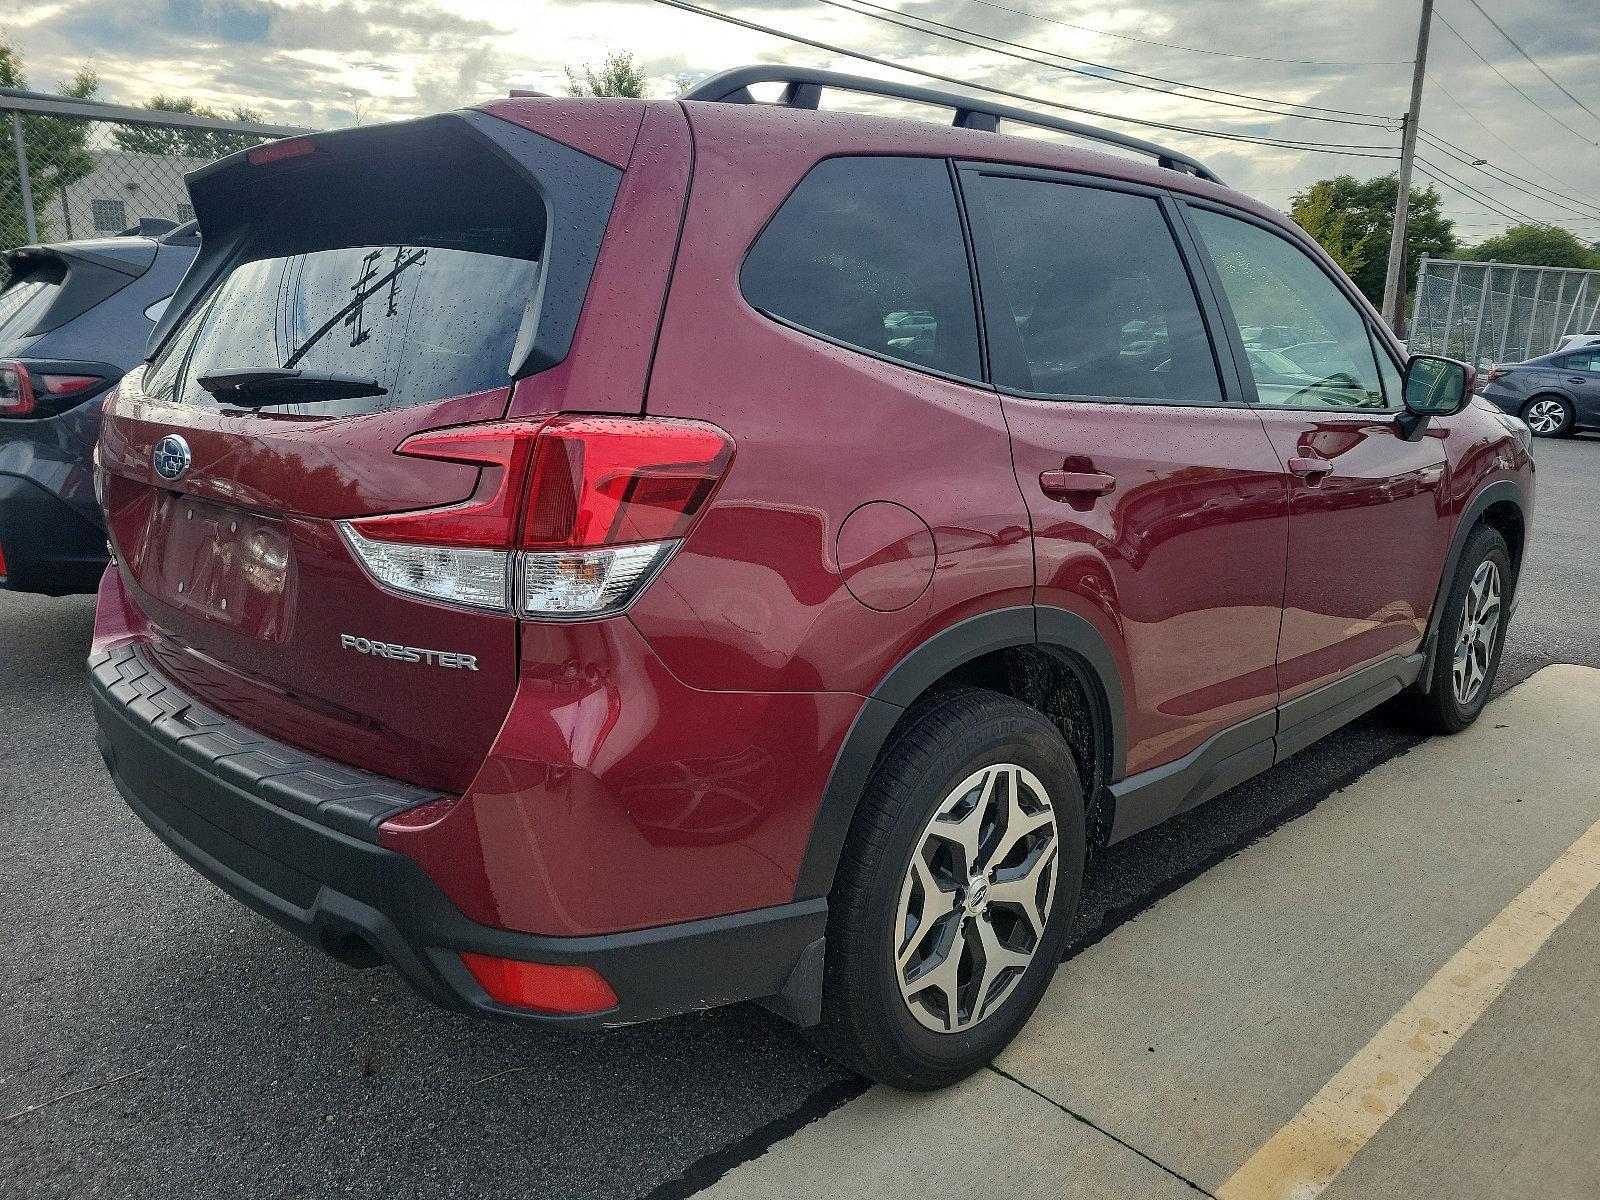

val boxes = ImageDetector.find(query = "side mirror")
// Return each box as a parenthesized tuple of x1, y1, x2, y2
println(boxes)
(1404, 354, 1474, 416)
(1399, 355, 1474, 439)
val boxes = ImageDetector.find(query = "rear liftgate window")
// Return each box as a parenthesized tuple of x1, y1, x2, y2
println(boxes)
(741, 156, 981, 381)
(145, 135, 549, 417)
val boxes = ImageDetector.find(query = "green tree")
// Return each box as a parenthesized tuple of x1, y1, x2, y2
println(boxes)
(1464, 224, 1600, 270)
(1291, 184, 1376, 279)
(111, 95, 267, 158)
(565, 51, 648, 98)
(0, 35, 100, 249)
(1289, 174, 1456, 306)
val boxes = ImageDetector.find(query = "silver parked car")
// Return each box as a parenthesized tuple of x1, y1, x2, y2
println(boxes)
(1554, 328, 1600, 354)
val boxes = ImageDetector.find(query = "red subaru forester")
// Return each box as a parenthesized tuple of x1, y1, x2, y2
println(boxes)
(90, 67, 1533, 1089)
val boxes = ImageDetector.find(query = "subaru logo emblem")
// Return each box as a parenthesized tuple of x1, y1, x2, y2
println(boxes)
(153, 434, 191, 482)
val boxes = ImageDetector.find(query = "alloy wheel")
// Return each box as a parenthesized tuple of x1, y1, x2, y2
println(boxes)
(1453, 559, 1502, 707)
(894, 763, 1059, 1034)
(1524, 399, 1567, 435)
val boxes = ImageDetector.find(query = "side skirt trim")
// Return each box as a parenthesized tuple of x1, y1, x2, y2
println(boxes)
(1107, 652, 1424, 844)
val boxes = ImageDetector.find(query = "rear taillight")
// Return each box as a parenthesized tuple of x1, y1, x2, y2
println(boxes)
(0, 361, 105, 417)
(0, 361, 35, 416)
(1485, 367, 1509, 382)
(342, 416, 733, 619)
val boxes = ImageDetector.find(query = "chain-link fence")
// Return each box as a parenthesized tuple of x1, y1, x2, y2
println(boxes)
(1, 87, 313, 284)
(1408, 256, 1600, 369)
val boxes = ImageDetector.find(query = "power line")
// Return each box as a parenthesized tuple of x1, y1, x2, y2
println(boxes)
(1423, 72, 1599, 201)
(1433, 10, 1600, 147)
(1416, 154, 1546, 225)
(652, 0, 1402, 159)
(1416, 170, 1533, 227)
(1418, 130, 1600, 223)
(1460, 0, 1600, 127)
(824, 0, 1398, 125)
(962, 0, 1413, 67)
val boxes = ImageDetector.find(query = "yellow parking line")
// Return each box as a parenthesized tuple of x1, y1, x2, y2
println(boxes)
(1217, 814, 1600, 1200)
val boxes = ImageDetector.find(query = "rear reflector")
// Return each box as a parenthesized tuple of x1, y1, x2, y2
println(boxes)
(0, 540, 8, 578)
(379, 795, 460, 831)
(459, 952, 619, 1014)
(343, 416, 732, 619)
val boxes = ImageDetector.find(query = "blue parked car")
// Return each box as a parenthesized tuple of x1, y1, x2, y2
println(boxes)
(0, 220, 198, 595)
(1479, 345, 1600, 438)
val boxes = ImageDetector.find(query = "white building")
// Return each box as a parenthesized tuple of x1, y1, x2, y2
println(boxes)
(40, 148, 208, 240)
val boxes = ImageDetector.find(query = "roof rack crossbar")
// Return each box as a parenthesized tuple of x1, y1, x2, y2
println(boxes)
(682, 65, 1223, 185)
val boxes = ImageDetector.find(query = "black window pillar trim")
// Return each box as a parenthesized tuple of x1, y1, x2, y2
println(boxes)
(455, 111, 622, 379)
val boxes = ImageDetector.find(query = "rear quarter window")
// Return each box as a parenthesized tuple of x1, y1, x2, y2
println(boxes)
(740, 156, 981, 381)
(0, 265, 64, 343)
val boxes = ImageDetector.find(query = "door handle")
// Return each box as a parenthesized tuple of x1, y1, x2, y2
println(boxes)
(1040, 470, 1116, 498)
(1568, 377, 1588, 384)
(1288, 455, 1333, 479)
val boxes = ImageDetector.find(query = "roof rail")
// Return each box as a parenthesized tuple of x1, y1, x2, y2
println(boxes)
(681, 65, 1223, 185)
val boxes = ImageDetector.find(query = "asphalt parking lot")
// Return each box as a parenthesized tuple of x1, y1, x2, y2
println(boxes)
(5, 434, 1597, 1200)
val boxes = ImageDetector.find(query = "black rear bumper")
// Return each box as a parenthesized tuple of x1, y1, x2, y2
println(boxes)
(90, 643, 827, 1028)
(0, 473, 107, 595)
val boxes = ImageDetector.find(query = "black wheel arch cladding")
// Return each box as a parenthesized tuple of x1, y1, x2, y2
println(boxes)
(794, 605, 1125, 901)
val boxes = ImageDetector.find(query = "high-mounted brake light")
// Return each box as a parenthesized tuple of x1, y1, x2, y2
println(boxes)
(341, 416, 733, 619)
(247, 137, 322, 166)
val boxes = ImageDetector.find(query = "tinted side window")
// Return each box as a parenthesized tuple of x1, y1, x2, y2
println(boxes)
(1191, 208, 1387, 410)
(971, 175, 1222, 404)
(741, 157, 980, 379)
(1562, 353, 1600, 373)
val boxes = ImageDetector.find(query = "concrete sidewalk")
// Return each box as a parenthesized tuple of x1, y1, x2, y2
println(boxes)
(695, 666, 1600, 1199)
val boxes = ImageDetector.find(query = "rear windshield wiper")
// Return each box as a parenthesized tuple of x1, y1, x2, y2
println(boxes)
(196, 367, 388, 408)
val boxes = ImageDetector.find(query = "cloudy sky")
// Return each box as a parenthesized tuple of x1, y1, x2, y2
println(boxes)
(6, 0, 1599, 242)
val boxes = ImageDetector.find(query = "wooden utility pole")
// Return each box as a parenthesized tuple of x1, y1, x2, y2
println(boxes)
(1382, 0, 1434, 338)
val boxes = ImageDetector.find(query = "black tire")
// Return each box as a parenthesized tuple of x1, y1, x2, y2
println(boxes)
(1393, 525, 1511, 735)
(810, 688, 1086, 1090)
(1520, 394, 1574, 437)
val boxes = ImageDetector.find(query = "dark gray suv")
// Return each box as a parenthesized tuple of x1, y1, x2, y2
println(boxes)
(0, 222, 198, 594)
(1480, 347, 1600, 437)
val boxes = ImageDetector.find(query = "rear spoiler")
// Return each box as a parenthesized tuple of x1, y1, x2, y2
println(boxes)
(147, 111, 623, 382)
(2, 240, 156, 339)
